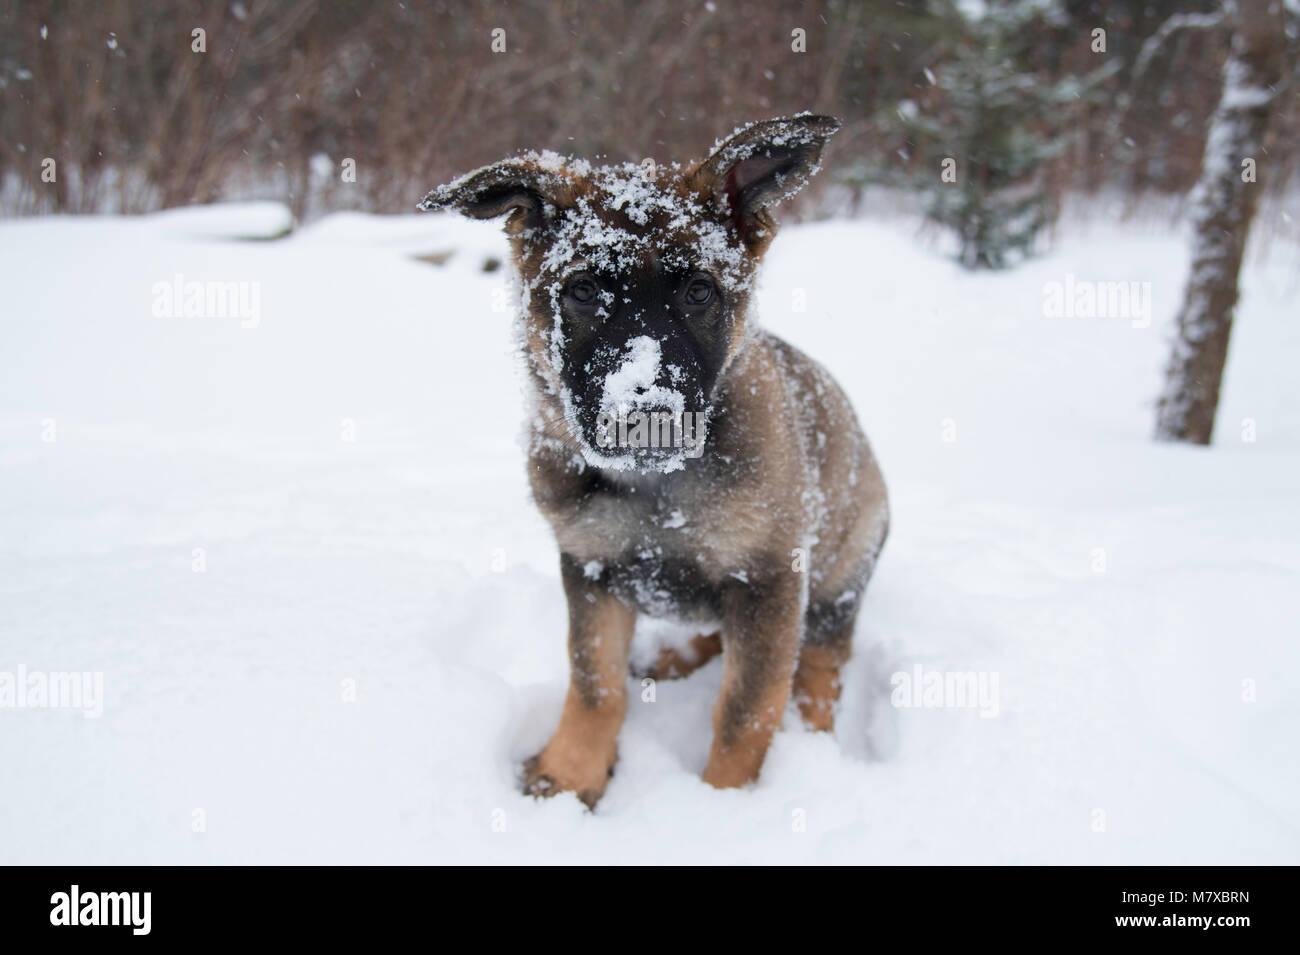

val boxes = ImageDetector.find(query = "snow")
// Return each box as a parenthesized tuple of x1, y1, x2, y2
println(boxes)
(662, 509, 688, 530)
(1221, 84, 1276, 111)
(600, 336, 682, 415)
(2, 202, 1299, 863)
(146, 201, 296, 240)
(515, 157, 748, 293)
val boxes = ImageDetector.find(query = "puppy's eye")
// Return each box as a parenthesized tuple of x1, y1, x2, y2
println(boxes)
(568, 278, 599, 305)
(685, 277, 714, 307)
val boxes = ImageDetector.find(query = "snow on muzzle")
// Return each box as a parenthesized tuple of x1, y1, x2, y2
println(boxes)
(582, 335, 708, 468)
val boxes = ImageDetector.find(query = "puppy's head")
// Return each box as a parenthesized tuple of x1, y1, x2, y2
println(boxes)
(421, 114, 839, 472)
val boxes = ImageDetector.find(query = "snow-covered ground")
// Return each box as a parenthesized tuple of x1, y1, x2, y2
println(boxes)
(2, 202, 1298, 864)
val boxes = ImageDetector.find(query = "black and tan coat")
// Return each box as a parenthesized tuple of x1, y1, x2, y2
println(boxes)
(421, 114, 888, 807)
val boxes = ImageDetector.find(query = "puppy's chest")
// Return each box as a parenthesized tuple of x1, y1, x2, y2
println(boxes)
(560, 479, 733, 618)
(569, 479, 711, 560)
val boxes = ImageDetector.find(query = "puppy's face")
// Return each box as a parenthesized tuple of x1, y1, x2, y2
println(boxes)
(421, 114, 839, 472)
(523, 161, 753, 473)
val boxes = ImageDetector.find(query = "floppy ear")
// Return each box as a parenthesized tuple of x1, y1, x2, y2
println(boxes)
(418, 160, 564, 234)
(691, 114, 840, 245)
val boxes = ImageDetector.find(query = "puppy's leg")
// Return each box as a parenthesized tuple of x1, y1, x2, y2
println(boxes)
(792, 622, 854, 732)
(523, 554, 636, 809)
(702, 574, 804, 789)
(794, 572, 872, 730)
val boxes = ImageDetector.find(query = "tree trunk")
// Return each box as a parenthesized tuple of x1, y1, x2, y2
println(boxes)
(1154, 0, 1286, 444)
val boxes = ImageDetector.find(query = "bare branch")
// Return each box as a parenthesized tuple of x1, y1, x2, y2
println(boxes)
(1132, 9, 1228, 86)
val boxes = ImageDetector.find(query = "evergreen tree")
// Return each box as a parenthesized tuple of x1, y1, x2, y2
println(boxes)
(899, 1, 1091, 269)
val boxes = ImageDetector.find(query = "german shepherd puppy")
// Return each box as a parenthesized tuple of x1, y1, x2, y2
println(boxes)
(421, 114, 888, 807)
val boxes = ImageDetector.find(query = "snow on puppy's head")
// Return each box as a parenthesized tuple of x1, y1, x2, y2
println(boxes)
(419, 114, 840, 472)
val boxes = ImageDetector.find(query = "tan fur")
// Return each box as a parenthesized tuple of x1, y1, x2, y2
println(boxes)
(792, 641, 852, 732)
(639, 632, 722, 681)
(522, 572, 635, 808)
(702, 570, 806, 787)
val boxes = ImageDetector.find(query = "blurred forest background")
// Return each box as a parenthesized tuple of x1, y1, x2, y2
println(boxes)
(2, 0, 1296, 222)
(1, 0, 1296, 443)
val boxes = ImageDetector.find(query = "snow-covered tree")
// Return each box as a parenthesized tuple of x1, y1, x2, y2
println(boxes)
(1154, 0, 1290, 444)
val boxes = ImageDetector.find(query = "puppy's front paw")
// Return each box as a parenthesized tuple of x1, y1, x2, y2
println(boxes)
(521, 746, 614, 810)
